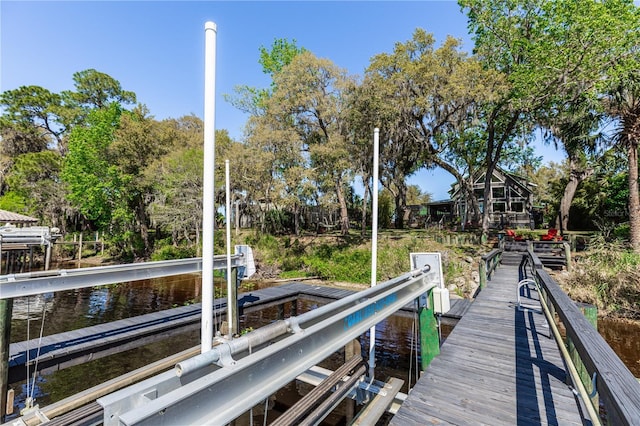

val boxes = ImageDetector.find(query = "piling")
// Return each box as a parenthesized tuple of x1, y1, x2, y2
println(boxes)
(0, 298, 14, 422)
(419, 289, 440, 371)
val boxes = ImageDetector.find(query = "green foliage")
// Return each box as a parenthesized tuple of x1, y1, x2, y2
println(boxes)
(62, 103, 123, 227)
(0, 85, 65, 152)
(224, 38, 305, 115)
(303, 246, 372, 283)
(245, 231, 482, 288)
(0, 191, 27, 212)
(4, 150, 65, 221)
(151, 243, 197, 261)
(560, 241, 640, 318)
(63, 68, 136, 112)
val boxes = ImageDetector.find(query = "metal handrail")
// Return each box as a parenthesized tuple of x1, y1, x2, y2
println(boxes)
(524, 248, 640, 425)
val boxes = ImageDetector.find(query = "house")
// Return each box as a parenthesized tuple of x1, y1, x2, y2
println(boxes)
(452, 167, 540, 229)
(421, 167, 541, 230)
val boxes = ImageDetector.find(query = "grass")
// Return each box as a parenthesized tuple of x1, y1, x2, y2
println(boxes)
(240, 229, 487, 297)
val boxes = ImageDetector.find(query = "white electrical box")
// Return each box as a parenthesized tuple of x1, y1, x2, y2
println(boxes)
(433, 287, 451, 314)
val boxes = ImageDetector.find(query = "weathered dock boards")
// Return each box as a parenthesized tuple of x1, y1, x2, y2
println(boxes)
(9, 282, 470, 382)
(390, 257, 586, 425)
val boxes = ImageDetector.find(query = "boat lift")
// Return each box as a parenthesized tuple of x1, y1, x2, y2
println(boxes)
(96, 255, 446, 426)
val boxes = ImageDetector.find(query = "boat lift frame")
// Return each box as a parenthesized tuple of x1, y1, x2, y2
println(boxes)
(97, 262, 441, 426)
(0, 254, 245, 300)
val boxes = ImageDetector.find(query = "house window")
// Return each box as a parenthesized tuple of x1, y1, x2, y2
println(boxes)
(492, 187, 505, 199)
(474, 189, 484, 200)
(511, 201, 524, 212)
(493, 202, 506, 212)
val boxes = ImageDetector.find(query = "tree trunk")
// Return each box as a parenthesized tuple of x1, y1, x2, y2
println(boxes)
(482, 174, 493, 236)
(335, 179, 350, 235)
(628, 138, 640, 252)
(361, 175, 370, 236)
(394, 183, 408, 229)
(481, 112, 520, 240)
(293, 202, 300, 236)
(556, 157, 593, 233)
(135, 195, 150, 256)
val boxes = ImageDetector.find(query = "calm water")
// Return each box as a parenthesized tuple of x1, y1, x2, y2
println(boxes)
(6, 274, 640, 423)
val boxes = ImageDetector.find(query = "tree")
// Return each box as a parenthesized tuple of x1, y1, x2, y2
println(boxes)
(598, 0, 640, 250)
(224, 39, 306, 116)
(3, 150, 69, 230)
(540, 106, 605, 232)
(406, 185, 432, 205)
(111, 105, 173, 255)
(224, 39, 311, 235)
(264, 51, 355, 235)
(461, 0, 640, 243)
(62, 103, 123, 230)
(0, 85, 65, 153)
(63, 69, 136, 115)
(147, 118, 240, 251)
(363, 29, 508, 231)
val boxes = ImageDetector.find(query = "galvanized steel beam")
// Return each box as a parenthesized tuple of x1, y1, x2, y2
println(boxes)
(98, 265, 441, 426)
(0, 255, 243, 299)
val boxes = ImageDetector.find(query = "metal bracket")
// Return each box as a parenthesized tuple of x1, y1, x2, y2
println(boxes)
(589, 372, 598, 398)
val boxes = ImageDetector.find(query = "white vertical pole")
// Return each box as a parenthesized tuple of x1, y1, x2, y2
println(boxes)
(225, 159, 234, 338)
(369, 128, 380, 379)
(201, 21, 217, 354)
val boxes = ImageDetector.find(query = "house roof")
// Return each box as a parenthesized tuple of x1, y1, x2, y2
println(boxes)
(0, 209, 38, 224)
(449, 166, 534, 199)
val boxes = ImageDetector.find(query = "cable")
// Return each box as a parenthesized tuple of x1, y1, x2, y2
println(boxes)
(25, 296, 31, 407)
(29, 298, 47, 401)
(408, 300, 417, 390)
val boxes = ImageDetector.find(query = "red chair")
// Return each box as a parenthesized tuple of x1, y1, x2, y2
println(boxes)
(541, 228, 559, 241)
(506, 229, 524, 241)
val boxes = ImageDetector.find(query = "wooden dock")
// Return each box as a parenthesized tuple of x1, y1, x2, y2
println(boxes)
(9, 282, 470, 383)
(390, 254, 587, 425)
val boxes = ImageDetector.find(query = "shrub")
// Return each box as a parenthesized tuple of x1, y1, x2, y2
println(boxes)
(558, 242, 640, 319)
(151, 244, 196, 261)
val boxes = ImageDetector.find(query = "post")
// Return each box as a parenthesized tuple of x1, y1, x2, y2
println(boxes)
(369, 128, 380, 380)
(78, 232, 83, 261)
(479, 260, 487, 289)
(563, 242, 571, 272)
(0, 298, 13, 422)
(201, 21, 217, 353)
(277, 304, 285, 320)
(45, 243, 52, 271)
(344, 339, 361, 422)
(225, 160, 237, 338)
(230, 267, 239, 335)
(420, 289, 440, 371)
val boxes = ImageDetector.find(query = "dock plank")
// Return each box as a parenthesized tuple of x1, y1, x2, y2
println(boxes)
(390, 263, 586, 426)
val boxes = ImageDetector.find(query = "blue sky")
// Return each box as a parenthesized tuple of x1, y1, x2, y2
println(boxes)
(1, 0, 563, 200)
